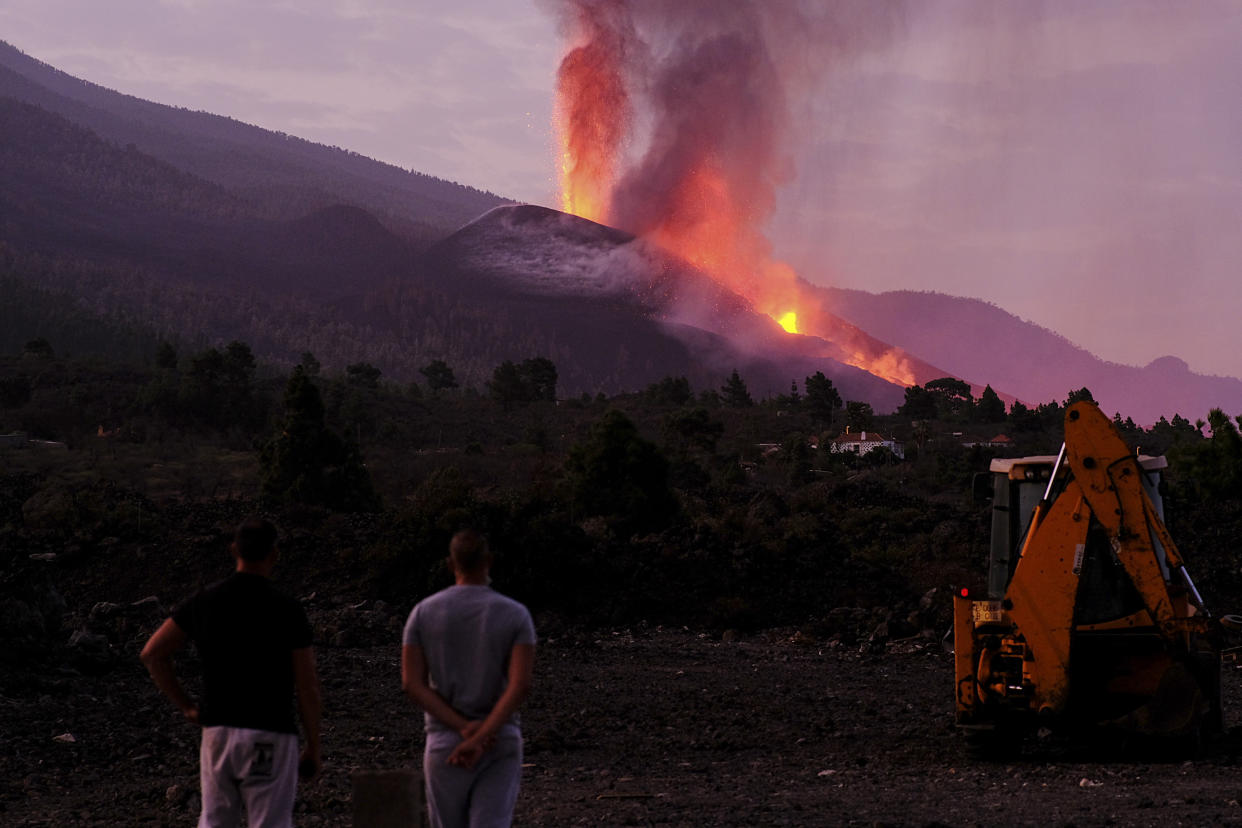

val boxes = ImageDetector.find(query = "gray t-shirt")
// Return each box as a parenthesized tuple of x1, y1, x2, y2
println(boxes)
(403, 585, 536, 738)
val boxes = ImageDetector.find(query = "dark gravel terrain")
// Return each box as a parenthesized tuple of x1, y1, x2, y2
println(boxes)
(4, 478, 1242, 826)
(6, 618, 1242, 827)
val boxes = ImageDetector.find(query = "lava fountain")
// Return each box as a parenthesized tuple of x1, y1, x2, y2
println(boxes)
(554, 0, 634, 224)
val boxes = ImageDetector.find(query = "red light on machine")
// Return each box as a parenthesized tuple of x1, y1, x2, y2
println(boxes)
(960, 587, 970, 598)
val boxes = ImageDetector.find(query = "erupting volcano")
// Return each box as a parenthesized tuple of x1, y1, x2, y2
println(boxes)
(549, 0, 915, 386)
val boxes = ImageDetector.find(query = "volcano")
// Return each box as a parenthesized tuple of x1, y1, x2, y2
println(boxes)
(419, 204, 959, 404)
(8, 37, 1234, 422)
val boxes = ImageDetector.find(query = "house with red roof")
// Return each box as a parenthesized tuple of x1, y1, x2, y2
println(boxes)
(827, 428, 905, 460)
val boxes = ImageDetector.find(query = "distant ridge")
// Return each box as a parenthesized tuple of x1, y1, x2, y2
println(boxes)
(814, 287, 1242, 424)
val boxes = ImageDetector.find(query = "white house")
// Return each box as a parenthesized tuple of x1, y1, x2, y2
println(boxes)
(828, 428, 905, 460)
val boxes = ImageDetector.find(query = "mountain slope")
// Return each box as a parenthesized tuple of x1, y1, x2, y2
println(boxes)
(0, 96, 241, 257)
(0, 40, 505, 242)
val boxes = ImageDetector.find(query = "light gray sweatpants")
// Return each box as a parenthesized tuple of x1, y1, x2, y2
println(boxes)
(423, 729, 523, 828)
(199, 726, 299, 828)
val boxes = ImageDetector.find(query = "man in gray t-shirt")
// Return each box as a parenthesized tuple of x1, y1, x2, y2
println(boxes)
(402, 530, 536, 828)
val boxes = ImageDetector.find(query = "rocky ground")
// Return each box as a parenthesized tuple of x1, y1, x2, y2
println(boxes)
(4, 493, 1242, 826)
(6, 611, 1242, 827)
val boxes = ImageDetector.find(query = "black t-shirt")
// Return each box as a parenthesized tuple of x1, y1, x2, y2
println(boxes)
(172, 572, 313, 733)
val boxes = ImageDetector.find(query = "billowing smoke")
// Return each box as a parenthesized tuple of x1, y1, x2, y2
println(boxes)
(545, 0, 914, 384)
(608, 14, 786, 299)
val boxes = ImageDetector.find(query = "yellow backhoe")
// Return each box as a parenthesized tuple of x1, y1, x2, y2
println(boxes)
(954, 400, 1233, 752)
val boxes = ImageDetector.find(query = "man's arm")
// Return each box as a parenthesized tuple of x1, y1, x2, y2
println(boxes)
(139, 618, 199, 723)
(401, 644, 472, 733)
(292, 646, 322, 781)
(447, 642, 535, 769)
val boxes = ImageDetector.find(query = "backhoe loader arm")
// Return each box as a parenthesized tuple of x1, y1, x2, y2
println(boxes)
(1063, 402, 1207, 635)
(1003, 478, 1091, 713)
(1001, 402, 1205, 716)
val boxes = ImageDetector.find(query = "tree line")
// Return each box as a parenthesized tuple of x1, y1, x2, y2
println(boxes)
(5, 339, 1242, 628)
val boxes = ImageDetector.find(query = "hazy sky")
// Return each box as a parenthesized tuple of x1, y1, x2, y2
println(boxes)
(4, 0, 1241, 379)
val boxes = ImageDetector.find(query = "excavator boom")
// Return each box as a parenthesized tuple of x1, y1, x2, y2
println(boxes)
(954, 401, 1224, 749)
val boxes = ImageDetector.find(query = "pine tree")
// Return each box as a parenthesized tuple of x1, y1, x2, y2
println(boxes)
(721, 369, 754, 408)
(565, 409, 677, 535)
(975, 385, 1006, 423)
(804, 371, 842, 425)
(420, 359, 458, 392)
(259, 367, 379, 511)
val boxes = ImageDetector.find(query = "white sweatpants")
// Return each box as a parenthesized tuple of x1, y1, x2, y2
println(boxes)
(199, 726, 299, 828)
(423, 729, 523, 828)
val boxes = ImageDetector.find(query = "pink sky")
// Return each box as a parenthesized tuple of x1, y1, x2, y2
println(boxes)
(4, 0, 1240, 380)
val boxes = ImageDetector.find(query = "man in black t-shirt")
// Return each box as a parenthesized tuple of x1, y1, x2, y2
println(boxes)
(142, 518, 321, 827)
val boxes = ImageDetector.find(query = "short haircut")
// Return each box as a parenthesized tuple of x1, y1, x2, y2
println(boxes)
(235, 518, 279, 562)
(450, 529, 490, 574)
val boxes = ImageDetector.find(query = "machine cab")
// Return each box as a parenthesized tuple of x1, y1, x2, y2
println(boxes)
(984, 455, 1169, 600)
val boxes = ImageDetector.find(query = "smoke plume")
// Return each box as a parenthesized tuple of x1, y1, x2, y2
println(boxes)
(545, 0, 913, 384)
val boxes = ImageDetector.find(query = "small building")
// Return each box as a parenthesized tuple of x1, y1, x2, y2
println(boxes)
(828, 428, 905, 460)
(961, 434, 1014, 449)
